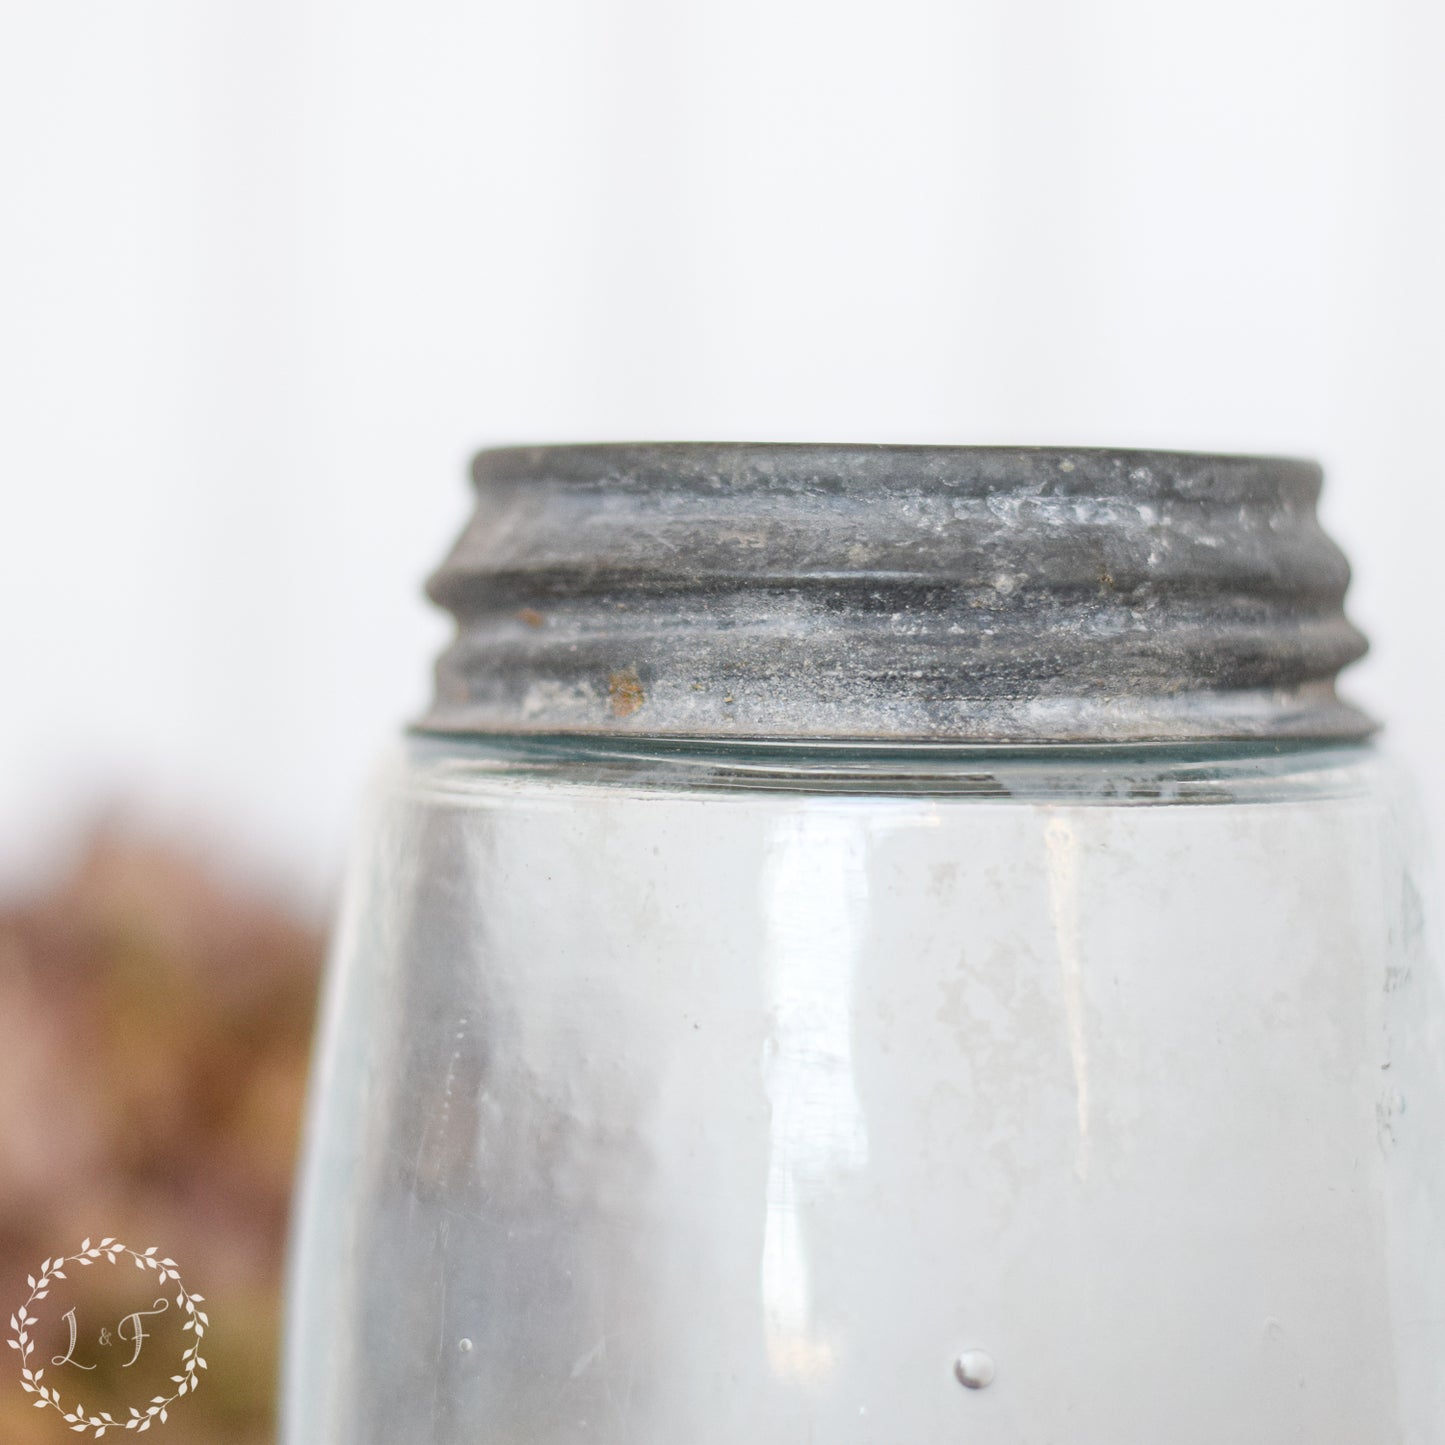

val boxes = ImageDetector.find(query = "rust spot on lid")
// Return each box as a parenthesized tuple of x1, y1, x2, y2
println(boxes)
(608, 668, 645, 718)
(516, 608, 545, 628)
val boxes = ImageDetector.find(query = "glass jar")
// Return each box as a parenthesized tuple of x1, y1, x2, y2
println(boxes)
(283, 445, 1444, 1444)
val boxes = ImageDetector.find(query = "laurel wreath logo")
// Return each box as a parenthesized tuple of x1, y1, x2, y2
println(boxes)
(8, 1238, 207, 1438)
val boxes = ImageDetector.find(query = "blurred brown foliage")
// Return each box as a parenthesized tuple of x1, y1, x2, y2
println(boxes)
(0, 831, 324, 1444)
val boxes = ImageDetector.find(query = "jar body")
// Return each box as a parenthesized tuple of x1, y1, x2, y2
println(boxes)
(284, 736, 1445, 1444)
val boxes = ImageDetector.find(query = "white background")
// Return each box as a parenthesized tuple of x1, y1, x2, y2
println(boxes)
(2, 0, 1442, 908)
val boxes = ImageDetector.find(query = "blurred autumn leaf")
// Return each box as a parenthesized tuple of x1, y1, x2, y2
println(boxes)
(0, 831, 323, 1444)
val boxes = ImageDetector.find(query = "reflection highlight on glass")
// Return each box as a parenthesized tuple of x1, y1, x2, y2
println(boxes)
(758, 813, 871, 1383)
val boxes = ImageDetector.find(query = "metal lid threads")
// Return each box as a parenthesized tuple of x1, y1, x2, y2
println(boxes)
(422, 443, 1372, 743)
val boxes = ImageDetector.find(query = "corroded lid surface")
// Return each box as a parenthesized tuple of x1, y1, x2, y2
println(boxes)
(421, 444, 1372, 743)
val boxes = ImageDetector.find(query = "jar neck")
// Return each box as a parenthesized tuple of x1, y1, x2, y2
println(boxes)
(404, 729, 1380, 804)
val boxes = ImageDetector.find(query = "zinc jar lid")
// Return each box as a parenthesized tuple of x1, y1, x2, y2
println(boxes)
(421, 443, 1372, 744)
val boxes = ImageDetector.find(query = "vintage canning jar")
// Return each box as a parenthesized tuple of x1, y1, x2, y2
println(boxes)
(284, 444, 1444, 1444)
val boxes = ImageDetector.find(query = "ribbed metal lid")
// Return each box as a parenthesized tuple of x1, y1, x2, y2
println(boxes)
(421, 443, 1372, 743)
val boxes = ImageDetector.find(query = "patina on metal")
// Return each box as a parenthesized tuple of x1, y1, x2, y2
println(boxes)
(421, 443, 1372, 743)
